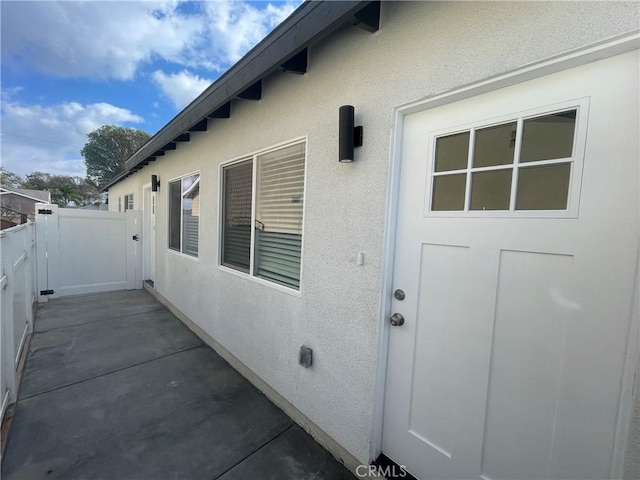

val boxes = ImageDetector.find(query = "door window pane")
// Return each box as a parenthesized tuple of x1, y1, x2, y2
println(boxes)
(432, 174, 466, 211)
(429, 107, 580, 214)
(474, 122, 517, 168)
(470, 169, 512, 210)
(222, 161, 253, 272)
(521, 110, 576, 163)
(516, 163, 571, 210)
(435, 132, 469, 172)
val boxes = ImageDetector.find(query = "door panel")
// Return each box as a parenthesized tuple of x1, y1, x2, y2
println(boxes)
(482, 250, 572, 480)
(382, 51, 639, 479)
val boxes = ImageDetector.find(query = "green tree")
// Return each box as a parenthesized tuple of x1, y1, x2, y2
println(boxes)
(22, 172, 99, 207)
(21, 171, 51, 191)
(0, 167, 24, 188)
(81, 125, 151, 188)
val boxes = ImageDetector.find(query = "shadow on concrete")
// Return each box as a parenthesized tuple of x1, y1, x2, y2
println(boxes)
(2, 290, 354, 480)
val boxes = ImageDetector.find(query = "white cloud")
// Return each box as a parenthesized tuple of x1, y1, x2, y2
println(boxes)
(1, 1, 301, 80)
(152, 70, 213, 109)
(1, 1, 201, 80)
(0, 0, 303, 176)
(1, 95, 144, 177)
(200, 1, 298, 68)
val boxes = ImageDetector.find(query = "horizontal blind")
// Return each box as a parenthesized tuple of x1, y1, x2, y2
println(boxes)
(255, 143, 305, 288)
(256, 144, 305, 234)
(182, 176, 199, 257)
(168, 181, 181, 250)
(255, 231, 302, 288)
(183, 213, 199, 256)
(222, 160, 253, 271)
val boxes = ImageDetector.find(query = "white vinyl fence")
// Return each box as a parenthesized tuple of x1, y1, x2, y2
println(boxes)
(0, 222, 36, 423)
(1, 205, 142, 428)
(35, 204, 142, 302)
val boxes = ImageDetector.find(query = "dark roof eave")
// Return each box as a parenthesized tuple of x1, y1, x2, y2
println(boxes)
(101, 170, 131, 192)
(102, 1, 375, 191)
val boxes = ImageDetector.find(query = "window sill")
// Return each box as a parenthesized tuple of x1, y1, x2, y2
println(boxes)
(167, 248, 200, 262)
(217, 264, 302, 297)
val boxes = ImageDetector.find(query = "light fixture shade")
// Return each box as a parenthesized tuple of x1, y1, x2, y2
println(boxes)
(151, 174, 160, 192)
(339, 105, 355, 162)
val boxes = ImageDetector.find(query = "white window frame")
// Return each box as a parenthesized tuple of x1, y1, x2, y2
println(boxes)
(424, 97, 590, 218)
(217, 137, 307, 296)
(124, 193, 134, 211)
(167, 171, 200, 259)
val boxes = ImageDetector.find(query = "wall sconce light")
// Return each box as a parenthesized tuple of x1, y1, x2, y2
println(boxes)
(339, 105, 363, 163)
(151, 175, 160, 192)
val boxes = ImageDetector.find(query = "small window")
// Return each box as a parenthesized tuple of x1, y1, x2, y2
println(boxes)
(221, 141, 305, 290)
(168, 173, 200, 257)
(118, 197, 122, 212)
(430, 108, 578, 213)
(124, 194, 134, 211)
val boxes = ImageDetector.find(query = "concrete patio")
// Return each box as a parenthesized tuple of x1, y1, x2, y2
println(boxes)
(1, 290, 354, 479)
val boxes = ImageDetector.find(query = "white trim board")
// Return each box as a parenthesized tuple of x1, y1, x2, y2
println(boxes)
(371, 31, 640, 473)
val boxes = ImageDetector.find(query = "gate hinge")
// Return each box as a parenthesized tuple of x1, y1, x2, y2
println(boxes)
(38, 209, 53, 215)
(40, 289, 54, 295)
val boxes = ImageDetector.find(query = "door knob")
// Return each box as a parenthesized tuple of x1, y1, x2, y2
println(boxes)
(390, 313, 405, 326)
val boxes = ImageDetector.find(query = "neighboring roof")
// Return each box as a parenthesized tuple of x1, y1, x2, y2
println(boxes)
(103, 0, 379, 191)
(80, 204, 109, 211)
(0, 186, 51, 203)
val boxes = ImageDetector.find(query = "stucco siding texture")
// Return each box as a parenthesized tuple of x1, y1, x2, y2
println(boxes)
(108, 1, 639, 464)
(624, 363, 640, 480)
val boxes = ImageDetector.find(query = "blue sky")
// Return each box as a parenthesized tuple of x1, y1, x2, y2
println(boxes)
(1, 0, 302, 178)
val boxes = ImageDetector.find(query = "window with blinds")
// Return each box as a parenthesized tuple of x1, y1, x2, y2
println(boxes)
(168, 173, 200, 257)
(220, 141, 305, 290)
(254, 143, 305, 288)
(222, 160, 252, 272)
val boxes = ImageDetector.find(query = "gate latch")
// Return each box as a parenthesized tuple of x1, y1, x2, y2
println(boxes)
(132, 234, 140, 241)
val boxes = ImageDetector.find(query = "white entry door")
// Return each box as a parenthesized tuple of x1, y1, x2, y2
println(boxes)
(143, 185, 156, 282)
(383, 51, 638, 480)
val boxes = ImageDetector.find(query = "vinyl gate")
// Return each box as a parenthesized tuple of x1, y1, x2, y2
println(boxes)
(35, 204, 142, 302)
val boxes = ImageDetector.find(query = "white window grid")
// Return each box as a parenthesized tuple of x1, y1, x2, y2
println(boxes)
(424, 98, 589, 219)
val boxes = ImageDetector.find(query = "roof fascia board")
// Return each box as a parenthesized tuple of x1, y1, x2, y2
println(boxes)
(123, 0, 375, 173)
(101, 170, 130, 191)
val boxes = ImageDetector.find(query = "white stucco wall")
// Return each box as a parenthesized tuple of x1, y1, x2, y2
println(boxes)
(108, 1, 640, 464)
(624, 362, 640, 480)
